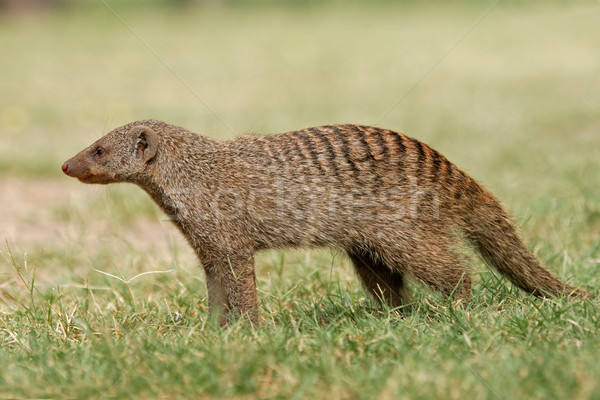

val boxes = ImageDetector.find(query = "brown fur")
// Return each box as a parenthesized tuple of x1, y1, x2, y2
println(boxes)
(62, 120, 583, 324)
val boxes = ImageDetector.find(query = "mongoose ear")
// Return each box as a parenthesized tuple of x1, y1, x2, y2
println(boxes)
(130, 126, 158, 163)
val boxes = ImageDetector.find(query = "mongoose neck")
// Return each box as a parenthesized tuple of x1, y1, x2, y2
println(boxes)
(133, 129, 222, 224)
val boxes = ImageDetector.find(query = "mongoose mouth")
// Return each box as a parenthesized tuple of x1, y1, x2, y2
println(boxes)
(77, 175, 111, 184)
(61, 161, 111, 184)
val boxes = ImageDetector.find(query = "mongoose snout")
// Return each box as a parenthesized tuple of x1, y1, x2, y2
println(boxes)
(61, 158, 85, 180)
(63, 120, 584, 325)
(61, 157, 97, 183)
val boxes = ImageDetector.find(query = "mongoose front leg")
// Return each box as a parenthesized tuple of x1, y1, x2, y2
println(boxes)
(202, 252, 258, 325)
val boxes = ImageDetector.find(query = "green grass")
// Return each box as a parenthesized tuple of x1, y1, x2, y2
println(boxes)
(1, 1, 600, 398)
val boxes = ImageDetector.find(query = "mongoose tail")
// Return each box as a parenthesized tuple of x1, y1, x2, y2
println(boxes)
(464, 190, 582, 298)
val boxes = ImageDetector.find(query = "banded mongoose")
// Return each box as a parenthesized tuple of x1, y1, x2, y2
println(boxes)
(62, 120, 582, 324)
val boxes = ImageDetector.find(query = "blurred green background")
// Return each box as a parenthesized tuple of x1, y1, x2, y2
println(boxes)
(1, 0, 598, 188)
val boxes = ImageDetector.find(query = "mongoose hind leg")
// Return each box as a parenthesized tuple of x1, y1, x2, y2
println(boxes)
(347, 248, 412, 312)
(403, 243, 472, 304)
(202, 252, 258, 325)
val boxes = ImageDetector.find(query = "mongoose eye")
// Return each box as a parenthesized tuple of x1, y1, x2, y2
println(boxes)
(94, 147, 105, 157)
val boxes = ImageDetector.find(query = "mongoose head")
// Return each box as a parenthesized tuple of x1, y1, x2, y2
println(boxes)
(62, 121, 159, 184)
